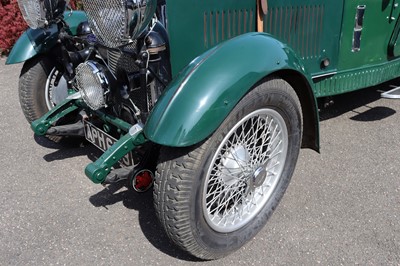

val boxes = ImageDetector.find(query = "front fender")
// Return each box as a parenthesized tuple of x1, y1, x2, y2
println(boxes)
(6, 11, 87, 65)
(144, 32, 313, 147)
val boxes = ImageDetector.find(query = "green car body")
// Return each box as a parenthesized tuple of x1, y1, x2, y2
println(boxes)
(144, 32, 317, 149)
(19, 1, 400, 257)
(27, 1, 400, 184)
(145, 0, 400, 152)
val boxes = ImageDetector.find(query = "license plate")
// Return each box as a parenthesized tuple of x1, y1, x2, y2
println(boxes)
(84, 121, 134, 167)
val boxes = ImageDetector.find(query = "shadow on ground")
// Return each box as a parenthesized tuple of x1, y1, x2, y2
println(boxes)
(35, 134, 199, 261)
(88, 182, 200, 261)
(318, 82, 398, 121)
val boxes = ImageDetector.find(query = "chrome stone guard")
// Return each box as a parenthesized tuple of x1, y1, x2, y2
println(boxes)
(31, 92, 147, 184)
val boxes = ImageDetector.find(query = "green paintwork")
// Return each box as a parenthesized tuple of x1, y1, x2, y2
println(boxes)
(166, 0, 256, 76)
(93, 110, 132, 133)
(314, 59, 400, 97)
(31, 96, 82, 136)
(166, 0, 400, 98)
(388, 13, 400, 57)
(6, 24, 58, 65)
(128, 0, 157, 40)
(26, 0, 400, 185)
(144, 32, 312, 147)
(337, 1, 399, 69)
(313, 0, 400, 96)
(6, 11, 87, 65)
(149, 0, 400, 149)
(31, 93, 135, 137)
(63, 11, 88, 35)
(85, 130, 147, 184)
(30, 90, 147, 184)
(263, 0, 343, 76)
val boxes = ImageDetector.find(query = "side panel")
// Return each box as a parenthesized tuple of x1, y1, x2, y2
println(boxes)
(314, 1, 400, 97)
(388, 15, 400, 57)
(264, 0, 344, 76)
(144, 33, 313, 147)
(338, 0, 398, 69)
(314, 59, 400, 97)
(166, 0, 256, 76)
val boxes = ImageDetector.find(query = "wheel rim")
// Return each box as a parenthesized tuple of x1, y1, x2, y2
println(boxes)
(45, 68, 68, 110)
(203, 108, 289, 233)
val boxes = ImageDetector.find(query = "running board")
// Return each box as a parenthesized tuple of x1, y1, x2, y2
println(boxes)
(381, 86, 400, 99)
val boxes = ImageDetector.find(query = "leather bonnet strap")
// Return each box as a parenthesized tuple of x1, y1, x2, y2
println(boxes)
(257, 0, 268, 32)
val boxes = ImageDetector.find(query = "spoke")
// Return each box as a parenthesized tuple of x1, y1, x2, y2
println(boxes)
(267, 140, 283, 160)
(229, 185, 248, 217)
(207, 176, 243, 209)
(259, 181, 272, 194)
(223, 151, 249, 175)
(206, 183, 220, 197)
(244, 119, 259, 148)
(244, 117, 263, 159)
(269, 124, 281, 147)
(203, 108, 288, 233)
(208, 180, 247, 216)
(214, 166, 243, 179)
(258, 124, 282, 165)
(236, 123, 247, 141)
(250, 116, 274, 166)
(266, 160, 280, 171)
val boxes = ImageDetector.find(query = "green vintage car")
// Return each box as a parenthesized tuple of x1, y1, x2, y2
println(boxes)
(9, 0, 400, 260)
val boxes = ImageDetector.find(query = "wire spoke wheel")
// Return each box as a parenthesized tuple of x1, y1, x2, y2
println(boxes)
(204, 109, 288, 232)
(154, 78, 302, 260)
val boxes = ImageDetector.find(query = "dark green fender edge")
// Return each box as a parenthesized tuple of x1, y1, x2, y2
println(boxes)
(144, 32, 320, 151)
(5, 11, 87, 65)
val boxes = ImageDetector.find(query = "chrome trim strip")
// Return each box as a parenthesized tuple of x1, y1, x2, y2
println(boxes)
(312, 71, 337, 80)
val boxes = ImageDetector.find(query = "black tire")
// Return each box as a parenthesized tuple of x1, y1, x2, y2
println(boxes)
(19, 56, 75, 143)
(19, 56, 58, 122)
(154, 78, 303, 260)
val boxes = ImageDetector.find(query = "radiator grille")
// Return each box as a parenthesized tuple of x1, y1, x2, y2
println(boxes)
(81, 0, 126, 48)
(107, 43, 139, 75)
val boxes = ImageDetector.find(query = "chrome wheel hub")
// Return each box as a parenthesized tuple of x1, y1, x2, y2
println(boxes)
(203, 109, 289, 233)
(252, 166, 267, 189)
(220, 145, 250, 186)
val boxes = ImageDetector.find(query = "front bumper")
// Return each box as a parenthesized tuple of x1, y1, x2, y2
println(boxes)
(31, 93, 147, 184)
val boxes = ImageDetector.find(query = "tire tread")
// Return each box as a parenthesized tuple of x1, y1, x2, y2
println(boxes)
(153, 78, 303, 260)
(19, 58, 47, 123)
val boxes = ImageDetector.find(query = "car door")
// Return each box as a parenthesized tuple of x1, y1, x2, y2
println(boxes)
(337, 0, 400, 70)
(387, 0, 400, 58)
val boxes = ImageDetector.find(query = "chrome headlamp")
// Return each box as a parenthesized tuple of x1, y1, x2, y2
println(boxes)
(75, 61, 109, 110)
(17, 0, 68, 29)
(81, 0, 157, 48)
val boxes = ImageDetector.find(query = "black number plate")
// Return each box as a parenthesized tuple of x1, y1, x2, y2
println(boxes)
(83, 121, 134, 167)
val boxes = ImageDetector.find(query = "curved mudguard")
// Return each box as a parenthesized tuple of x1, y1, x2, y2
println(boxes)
(144, 32, 315, 147)
(6, 11, 87, 65)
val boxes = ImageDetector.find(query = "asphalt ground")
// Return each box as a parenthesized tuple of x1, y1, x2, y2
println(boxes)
(1, 59, 400, 265)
